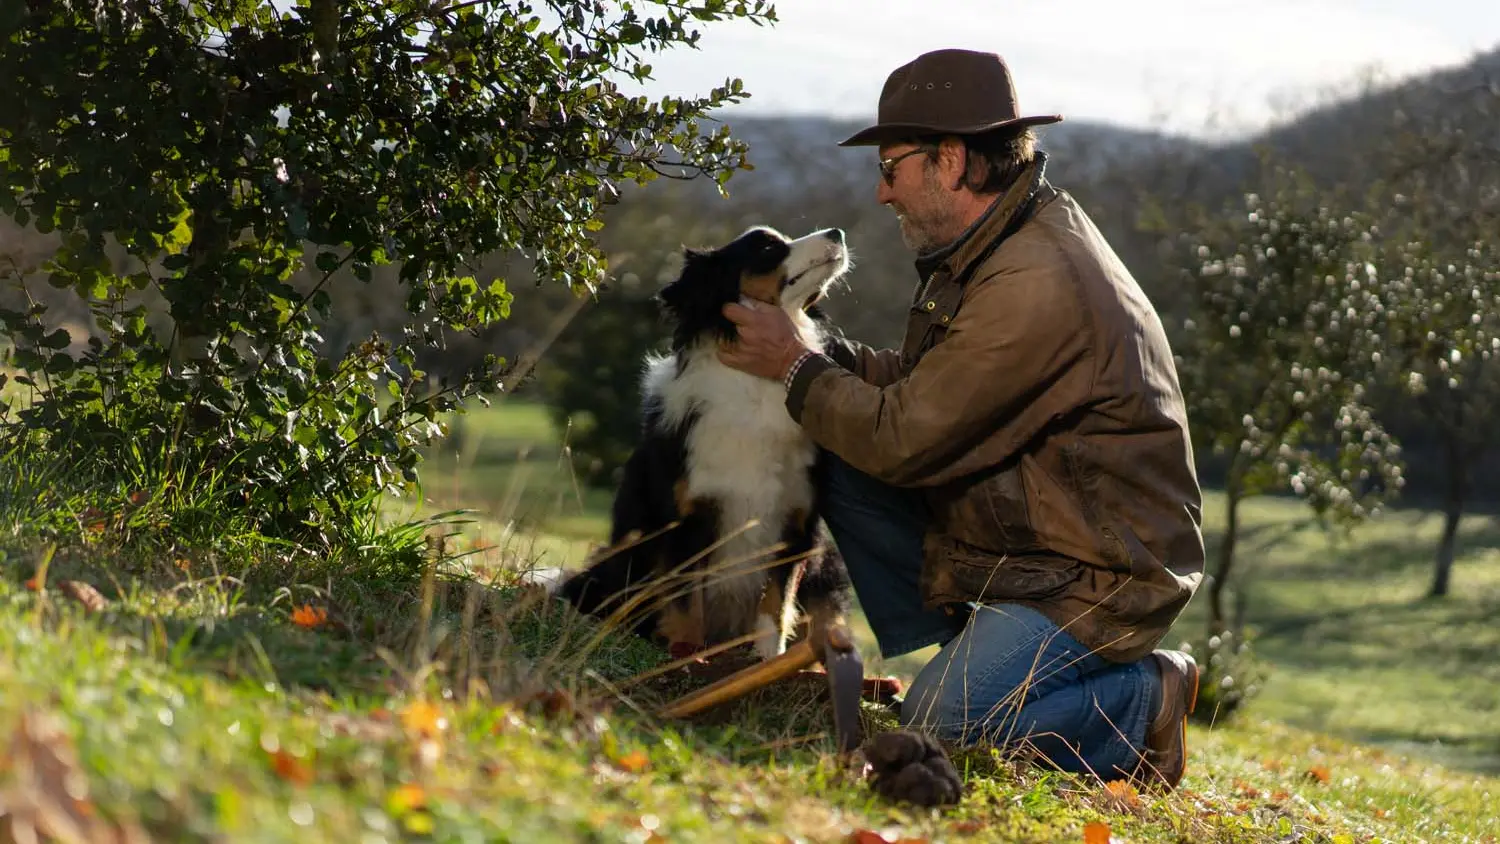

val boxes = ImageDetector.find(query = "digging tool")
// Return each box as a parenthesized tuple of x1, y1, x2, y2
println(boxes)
(658, 620, 867, 755)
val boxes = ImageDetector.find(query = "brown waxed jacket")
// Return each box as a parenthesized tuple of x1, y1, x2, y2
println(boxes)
(787, 153, 1205, 663)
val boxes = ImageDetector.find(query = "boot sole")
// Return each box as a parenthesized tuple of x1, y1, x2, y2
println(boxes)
(1168, 659, 1201, 790)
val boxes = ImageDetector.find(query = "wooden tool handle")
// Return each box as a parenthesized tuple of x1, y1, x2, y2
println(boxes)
(658, 639, 819, 719)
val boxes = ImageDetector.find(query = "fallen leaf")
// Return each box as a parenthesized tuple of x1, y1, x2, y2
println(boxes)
(848, 832, 891, 844)
(1083, 821, 1112, 844)
(400, 700, 448, 739)
(1099, 779, 1142, 813)
(268, 749, 313, 786)
(520, 687, 577, 721)
(290, 605, 328, 629)
(387, 782, 427, 814)
(1232, 779, 1261, 799)
(1305, 765, 1331, 784)
(2, 708, 150, 842)
(58, 580, 108, 614)
(614, 750, 650, 774)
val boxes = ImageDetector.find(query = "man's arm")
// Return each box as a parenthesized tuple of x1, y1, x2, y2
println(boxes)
(821, 334, 905, 387)
(786, 263, 1093, 488)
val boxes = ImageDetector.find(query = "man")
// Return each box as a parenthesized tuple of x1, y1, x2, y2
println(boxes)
(717, 48, 1206, 791)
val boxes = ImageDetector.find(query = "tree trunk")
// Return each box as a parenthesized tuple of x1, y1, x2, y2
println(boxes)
(1430, 436, 1468, 598)
(1208, 482, 1241, 636)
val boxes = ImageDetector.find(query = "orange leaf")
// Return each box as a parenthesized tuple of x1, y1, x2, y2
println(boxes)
(848, 832, 891, 844)
(24, 576, 41, 591)
(1100, 779, 1142, 812)
(615, 750, 650, 774)
(1305, 765, 1331, 784)
(400, 700, 448, 739)
(268, 749, 313, 786)
(290, 605, 328, 628)
(1083, 821, 1112, 844)
(387, 782, 427, 814)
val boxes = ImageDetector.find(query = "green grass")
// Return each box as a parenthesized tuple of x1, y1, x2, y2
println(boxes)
(1, 398, 1497, 842)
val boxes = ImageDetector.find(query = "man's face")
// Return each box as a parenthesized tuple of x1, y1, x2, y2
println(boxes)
(876, 142, 952, 254)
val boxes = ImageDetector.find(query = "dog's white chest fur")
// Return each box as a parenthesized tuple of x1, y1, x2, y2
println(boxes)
(641, 314, 826, 641)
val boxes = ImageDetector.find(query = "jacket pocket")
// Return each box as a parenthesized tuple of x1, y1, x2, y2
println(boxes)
(1060, 441, 1134, 573)
(940, 462, 1037, 551)
(940, 537, 1082, 603)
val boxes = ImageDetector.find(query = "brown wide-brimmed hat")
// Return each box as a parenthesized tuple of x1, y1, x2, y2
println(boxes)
(839, 48, 1063, 147)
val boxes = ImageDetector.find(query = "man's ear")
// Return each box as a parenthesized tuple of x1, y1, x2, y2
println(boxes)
(939, 137, 968, 192)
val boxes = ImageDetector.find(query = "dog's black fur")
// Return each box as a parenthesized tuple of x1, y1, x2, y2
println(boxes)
(555, 226, 854, 659)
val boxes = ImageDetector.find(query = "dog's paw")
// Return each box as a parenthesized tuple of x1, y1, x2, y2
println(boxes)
(861, 729, 963, 808)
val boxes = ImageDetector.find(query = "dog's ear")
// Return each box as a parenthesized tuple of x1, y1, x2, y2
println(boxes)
(655, 246, 717, 318)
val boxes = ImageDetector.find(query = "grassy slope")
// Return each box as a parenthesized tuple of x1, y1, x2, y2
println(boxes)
(1, 399, 1496, 843)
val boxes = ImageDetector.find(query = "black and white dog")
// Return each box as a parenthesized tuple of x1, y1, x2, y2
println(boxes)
(556, 225, 854, 662)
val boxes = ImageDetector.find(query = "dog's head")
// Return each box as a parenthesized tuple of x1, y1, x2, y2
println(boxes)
(656, 225, 849, 347)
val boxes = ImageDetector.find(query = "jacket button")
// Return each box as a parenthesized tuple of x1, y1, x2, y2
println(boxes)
(924, 301, 936, 311)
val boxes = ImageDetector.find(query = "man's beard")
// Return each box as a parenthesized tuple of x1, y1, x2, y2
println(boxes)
(898, 213, 945, 254)
(894, 178, 952, 254)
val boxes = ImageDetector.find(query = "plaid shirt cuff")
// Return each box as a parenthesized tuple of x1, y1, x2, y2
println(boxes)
(782, 350, 816, 391)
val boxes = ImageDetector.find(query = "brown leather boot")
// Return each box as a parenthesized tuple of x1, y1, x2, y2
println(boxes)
(1131, 649, 1199, 791)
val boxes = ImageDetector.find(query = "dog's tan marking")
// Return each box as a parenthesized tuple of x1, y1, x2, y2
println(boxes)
(674, 477, 695, 516)
(739, 268, 786, 306)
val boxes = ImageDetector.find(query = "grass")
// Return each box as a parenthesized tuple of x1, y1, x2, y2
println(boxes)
(1, 398, 1497, 842)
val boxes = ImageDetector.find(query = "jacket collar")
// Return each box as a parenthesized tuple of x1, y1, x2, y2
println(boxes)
(912, 150, 1051, 287)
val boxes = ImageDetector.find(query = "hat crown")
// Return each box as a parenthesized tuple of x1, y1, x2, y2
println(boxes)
(838, 48, 1061, 147)
(878, 49, 1021, 128)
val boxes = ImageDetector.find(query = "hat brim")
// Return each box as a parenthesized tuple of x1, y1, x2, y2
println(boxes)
(837, 114, 1064, 147)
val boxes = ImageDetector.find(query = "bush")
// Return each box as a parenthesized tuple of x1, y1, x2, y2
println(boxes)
(0, 1, 770, 549)
(1184, 627, 1268, 726)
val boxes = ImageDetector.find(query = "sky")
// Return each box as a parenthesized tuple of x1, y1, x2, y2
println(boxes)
(612, 0, 1500, 139)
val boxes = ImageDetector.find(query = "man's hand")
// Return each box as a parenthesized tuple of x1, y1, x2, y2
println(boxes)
(717, 300, 810, 381)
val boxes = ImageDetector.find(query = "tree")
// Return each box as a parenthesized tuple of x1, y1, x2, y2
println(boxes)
(0, 0, 771, 547)
(1172, 163, 1406, 638)
(1376, 238, 1500, 597)
(1349, 73, 1500, 597)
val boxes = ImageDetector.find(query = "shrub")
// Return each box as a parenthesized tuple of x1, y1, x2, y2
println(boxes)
(0, 1, 771, 548)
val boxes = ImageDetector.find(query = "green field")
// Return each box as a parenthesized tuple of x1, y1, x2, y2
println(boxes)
(2, 397, 1497, 842)
(413, 400, 1500, 772)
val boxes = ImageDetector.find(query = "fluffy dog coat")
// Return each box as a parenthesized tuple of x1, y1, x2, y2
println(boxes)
(556, 225, 854, 660)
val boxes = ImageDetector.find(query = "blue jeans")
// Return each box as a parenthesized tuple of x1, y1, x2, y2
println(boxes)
(818, 452, 1161, 781)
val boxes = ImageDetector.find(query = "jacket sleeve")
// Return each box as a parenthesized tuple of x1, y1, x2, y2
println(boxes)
(786, 260, 1093, 487)
(821, 334, 905, 388)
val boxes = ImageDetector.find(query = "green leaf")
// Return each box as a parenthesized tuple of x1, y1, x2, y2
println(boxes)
(316, 251, 342, 273)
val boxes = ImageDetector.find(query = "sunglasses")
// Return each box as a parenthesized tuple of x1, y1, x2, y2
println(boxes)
(878, 146, 933, 185)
